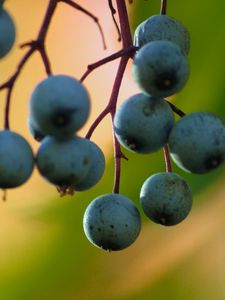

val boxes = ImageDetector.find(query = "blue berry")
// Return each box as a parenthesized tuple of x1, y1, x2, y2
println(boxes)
(168, 112, 225, 173)
(114, 93, 174, 153)
(0, 8, 16, 58)
(37, 136, 93, 187)
(140, 172, 192, 226)
(0, 130, 34, 188)
(83, 193, 141, 251)
(29, 75, 90, 138)
(74, 141, 105, 191)
(28, 118, 45, 142)
(134, 14, 190, 55)
(132, 40, 189, 97)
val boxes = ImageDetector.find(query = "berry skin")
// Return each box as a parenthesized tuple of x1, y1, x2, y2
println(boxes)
(0, 8, 16, 58)
(114, 93, 174, 153)
(74, 141, 105, 191)
(0, 130, 34, 188)
(37, 136, 93, 187)
(83, 193, 141, 251)
(28, 118, 45, 142)
(134, 14, 190, 55)
(140, 172, 192, 226)
(29, 75, 90, 138)
(168, 112, 225, 174)
(132, 40, 189, 98)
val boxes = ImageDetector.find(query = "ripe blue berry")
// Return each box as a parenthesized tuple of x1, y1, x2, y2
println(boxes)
(0, 130, 34, 188)
(114, 93, 174, 153)
(28, 118, 45, 142)
(29, 75, 90, 138)
(168, 112, 225, 173)
(0, 8, 16, 58)
(37, 136, 93, 187)
(140, 172, 192, 226)
(74, 141, 105, 191)
(83, 193, 141, 251)
(132, 40, 189, 97)
(134, 14, 190, 55)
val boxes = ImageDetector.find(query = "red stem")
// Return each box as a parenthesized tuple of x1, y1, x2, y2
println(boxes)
(80, 46, 137, 82)
(163, 145, 172, 172)
(85, 0, 133, 194)
(160, 0, 167, 15)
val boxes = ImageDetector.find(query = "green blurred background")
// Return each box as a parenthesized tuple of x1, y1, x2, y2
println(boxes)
(0, 1, 225, 299)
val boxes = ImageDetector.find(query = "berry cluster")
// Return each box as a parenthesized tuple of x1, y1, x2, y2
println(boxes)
(84, 12, 224, 251)
(0, 1, 224, 252)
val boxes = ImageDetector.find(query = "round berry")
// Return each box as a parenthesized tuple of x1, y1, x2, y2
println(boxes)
(168, 112, 225, 173)
(134, 14, 190, 55)
(0, 130, 34, 188)
(114, 93, 174, 153)
(0, 8, 16, 58)
(74, 141, 105, 191)
(28, 118, 45, 142)
(37, 136, 93, 187)
(132, 40, 189, 97)
(140, 172, 192, 226)
(29, 75, 90, 138)
(83, 193, 141, 251)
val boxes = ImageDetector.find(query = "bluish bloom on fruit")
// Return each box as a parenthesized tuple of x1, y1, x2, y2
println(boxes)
(132, 40, 189, 98)
(29, 75, 90, 138)
(74, 141, 105, 191)
(83, 193, 141, 251)
(114, 93, 174, 153)
(37, 136, 93, 187)
(0, 8, 16, 58)
(168, 112, 225, 173)
(0, 130, 34, 188)
(134, 14, 190, 55)
(28, 117, 45, 142)
(140, 172, 192, 226)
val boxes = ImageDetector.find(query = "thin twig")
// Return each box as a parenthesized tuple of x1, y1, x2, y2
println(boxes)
(60, 0, 106, 49)
(163, 145, 172, 172)
(166, 100, 186, 117)
(108, 0, 121, 42)
(160, 0, 167, 15)
(80, 46, 137, 82)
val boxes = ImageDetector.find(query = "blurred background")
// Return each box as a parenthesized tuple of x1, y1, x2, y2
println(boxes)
(0, 0, 225, 299)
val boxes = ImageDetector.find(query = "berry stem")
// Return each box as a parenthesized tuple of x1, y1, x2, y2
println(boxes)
(80, 46, 137, 82)
(108, 0, 121, 42)
(85, 0, 133, 193)
(163, 145, 172, 172)
(60, 0, 106, 49)
(115, 0, 133, 48)
(166, 100, 186, 117)
(160, 0, 167, 15)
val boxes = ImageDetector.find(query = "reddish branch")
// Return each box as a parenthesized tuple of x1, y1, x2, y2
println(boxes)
(160, 0, 167, 15)
(166, 100, 186, 117)
(84, 0, 135, 193)
(0, 0, 105, 129)
(163, 145, 172, 172)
